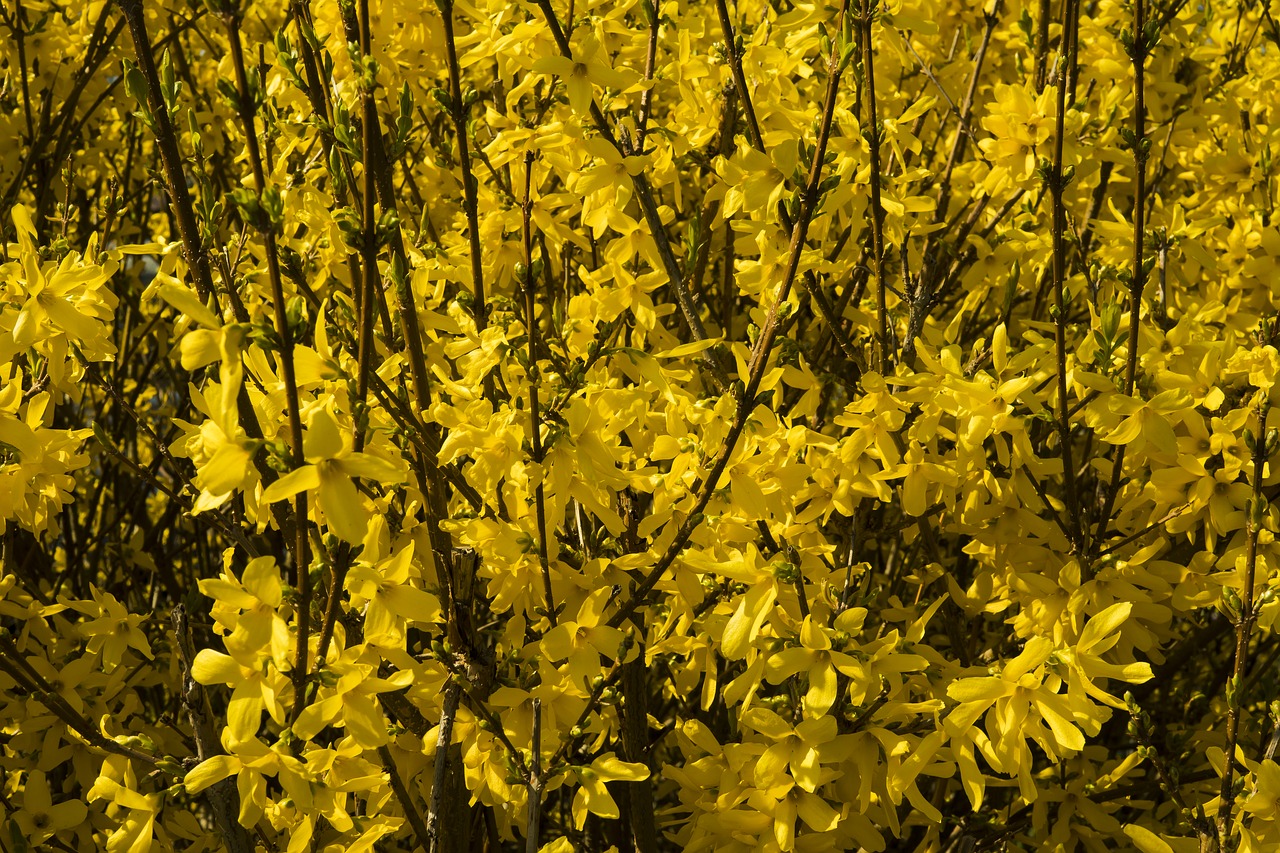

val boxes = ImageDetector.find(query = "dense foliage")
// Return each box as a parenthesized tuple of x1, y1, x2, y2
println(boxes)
(1, 0, 1279, 850)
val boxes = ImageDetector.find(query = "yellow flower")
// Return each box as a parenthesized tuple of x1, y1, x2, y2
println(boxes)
(69, 586, 153, 670)
(260, 404, 406, 543)
(978, 83, 1058, 193)
(1243, 760, 1280, 821)
(946, 636, 1084, 764)
(874, 440, 960, 517)
(720, 574, 779, 661)
(741, 707, 848, 793)
(8, 205, 116, 357)
(744, 775, 842, 852)
(720, 144, 793, 218)
(568, 752, 650, 827)
(1101, 388, 1191, 459)
(1156, 348, 1226, 411)
(1148, 460, 1250, 536)
(532, 34, 636, 115)
(14, 770, 88, 847)
(0, 401, 90, 535)
(291, 645, 413, 748)
(1226, 344, 1280, 390)
(183, 732, 313, 828)
(86, 756, 160, 853)
(24, 651, 96, 715)
(345, 530, 441, 648)
(540, 587, 626, 691)
(573, 136, 651, 209)
(1060, 602, 1153, 710)
(197, 556, 293, 669)
(191, 643, 290, 743)
(764, 612, 867, 718)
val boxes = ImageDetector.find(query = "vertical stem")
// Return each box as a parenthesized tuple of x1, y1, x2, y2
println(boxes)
(1034, 0, 1051, 91)
(720, 219, 737, 336)
(522, 152, 557, 627)
(525, 699, 543, 853)
(336, 4, 433, 415)
(1217, 394, 1272, 843)
(1122, 0, 1149, 393)
(1048, 0, 1083, 552)
(935, 6, 998, 221)
(288, 1, 387, 445)
(636, 0, 661, 149)
(440, 0, 490, 342)
(861, 0, 890, 373)
(116, 0, 217, 303)
(713, 4, 860, 366)
(315, 548, 352, 667)
(331, 0, 458, 645)
(688, 85, 737, 328)
(427, 683, 462, 853)
(621, 651, 657, 853)
(714, 0, 764, 150)
(1064, 0, 1083, 104)
(1095, 0, 1150, 547)
(224, 11, 311, 719)
(355, 0, 379, 451)
(12, 0, 34, 141)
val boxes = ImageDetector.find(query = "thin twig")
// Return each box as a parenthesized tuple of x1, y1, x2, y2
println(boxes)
(440, 0, 492, 390)
(525, 699, 543, 853)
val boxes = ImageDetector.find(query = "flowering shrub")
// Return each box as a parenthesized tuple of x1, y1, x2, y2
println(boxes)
(1, 0, 1279, 850)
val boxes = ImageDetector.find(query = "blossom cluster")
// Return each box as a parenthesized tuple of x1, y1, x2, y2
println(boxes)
(0, 0, 1279, 851)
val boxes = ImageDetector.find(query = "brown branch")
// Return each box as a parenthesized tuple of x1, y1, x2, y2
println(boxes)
(1217, 394, 1272, 842)
(440, 0, 492, 357)
(525, 699, 544, 853)
(425, 683, 462, 853)
(713, 0, 862, 368)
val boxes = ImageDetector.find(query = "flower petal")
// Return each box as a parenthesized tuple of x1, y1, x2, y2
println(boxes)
(260, 465, 320, 505)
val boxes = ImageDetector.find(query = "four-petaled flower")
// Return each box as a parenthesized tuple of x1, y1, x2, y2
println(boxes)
(533, 34, 637, 115)
(260, 404, 406, 543)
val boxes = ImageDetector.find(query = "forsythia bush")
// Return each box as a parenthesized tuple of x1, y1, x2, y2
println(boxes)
(2, 0, 1280, 850)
